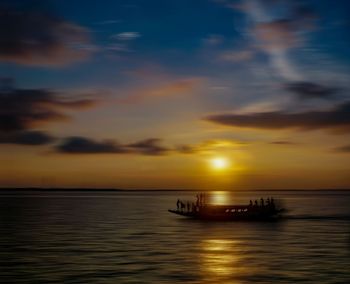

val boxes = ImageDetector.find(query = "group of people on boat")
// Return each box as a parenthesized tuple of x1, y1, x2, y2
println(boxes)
(176, 193, 207, 212)
(175, 194, 276, 213)
(249, 197, 275, 211)
(176, 199, 196, 213)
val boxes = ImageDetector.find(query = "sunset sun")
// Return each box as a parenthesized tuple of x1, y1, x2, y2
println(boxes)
(210, 157, 230, 171)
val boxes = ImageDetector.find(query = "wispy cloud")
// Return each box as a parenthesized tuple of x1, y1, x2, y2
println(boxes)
(219, 49, 255, 63)
(202, 34, 224, 46)
(110, 32, 141, 41)
(218, 0, 317, 82)
(105, 31, 141, 54)
(116, 78, 203, 104)
(177, 139, 246, 154)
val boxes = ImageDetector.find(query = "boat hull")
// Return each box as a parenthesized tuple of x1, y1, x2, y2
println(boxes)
(168, 208, 283, 221)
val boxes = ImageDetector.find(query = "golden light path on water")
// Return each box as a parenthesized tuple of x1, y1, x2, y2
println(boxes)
(209, 191, 230, 205)
(199, 239, 249, 284)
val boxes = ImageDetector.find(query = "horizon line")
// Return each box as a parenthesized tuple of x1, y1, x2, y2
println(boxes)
(1, 187, 350, 192)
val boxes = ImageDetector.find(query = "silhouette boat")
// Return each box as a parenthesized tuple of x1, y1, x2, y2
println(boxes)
(168, 196, 284, 221)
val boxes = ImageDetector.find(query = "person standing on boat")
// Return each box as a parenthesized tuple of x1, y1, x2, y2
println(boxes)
(260, 198, 264, 207)
(181, 201, 185, 212)
(177, 199, 180, 210)
(202, 193, 207, 205)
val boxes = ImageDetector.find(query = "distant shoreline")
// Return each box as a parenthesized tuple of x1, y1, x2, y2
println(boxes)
(0, 187, 350, 192)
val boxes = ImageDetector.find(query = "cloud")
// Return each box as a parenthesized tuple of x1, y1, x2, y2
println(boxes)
(0, 81, 98, 132)
(56, 137, 128, 154)
(250, 1, 317, 52)
(0, 5, 92, 66)
(105, 43, 131, 52)
(56, 137, 169, 155)
(176, 144, 198, 154)
(202, 34, 224, 46)
(252, 19, 306, 80)
(110, 32, 141, 41)
(251, 2, 316, 51)
(285, 81, 339, 100)
(219, 50, 255, 62)
(55, 137, 244, 156)
(105, 31, 140, 55)
(0, 130, 55, 145)
(176, 139, 246, 154)
(127, 138, 168, 155)
(205, 101, 350, 133)
(117, 78, 202, 104)
(219, 0, 317, 81)
(334, 144, 350, 153)
(254, 19, 300, 51)
(270, 140, 297, 145)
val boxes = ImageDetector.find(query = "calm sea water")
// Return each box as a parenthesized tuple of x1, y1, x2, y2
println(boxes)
(1, 190, 350, 284)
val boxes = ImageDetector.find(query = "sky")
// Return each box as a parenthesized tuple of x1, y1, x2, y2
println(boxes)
(1, 0, 350, 189)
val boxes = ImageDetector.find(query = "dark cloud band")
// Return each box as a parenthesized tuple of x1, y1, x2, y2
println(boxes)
(56, 137, 169, 156)
(205, 102, 350, 133)
(0, 131, 55, 145)
(0, 82, 98, 132)
(0, 5, 92, 66)
(285, 81, 339, 100)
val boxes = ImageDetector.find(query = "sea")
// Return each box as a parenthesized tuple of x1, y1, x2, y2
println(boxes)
(0, 190, 349, 284)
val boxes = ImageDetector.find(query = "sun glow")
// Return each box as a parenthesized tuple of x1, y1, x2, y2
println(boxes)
(210, 157, 230, 171)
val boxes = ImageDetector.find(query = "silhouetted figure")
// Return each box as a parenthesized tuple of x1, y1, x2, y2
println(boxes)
(266, 198, 270, 207)
(176, 199, 180, 210)
(254, 200, 258, 207)
(181, 202, 185, 212)
(200, 193, 204, 206)
(249, 200, 253, 207)
(260, 198, 264, 207)
(270, 198, 275, 210)
(187, 202, 190, 212)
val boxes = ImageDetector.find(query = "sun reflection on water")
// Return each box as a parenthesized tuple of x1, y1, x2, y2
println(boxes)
(200, 239, 246, 283)
(209, 191, 230, 205)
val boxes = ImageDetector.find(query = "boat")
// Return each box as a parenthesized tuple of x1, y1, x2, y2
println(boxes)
(168, 195, 284, 221)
